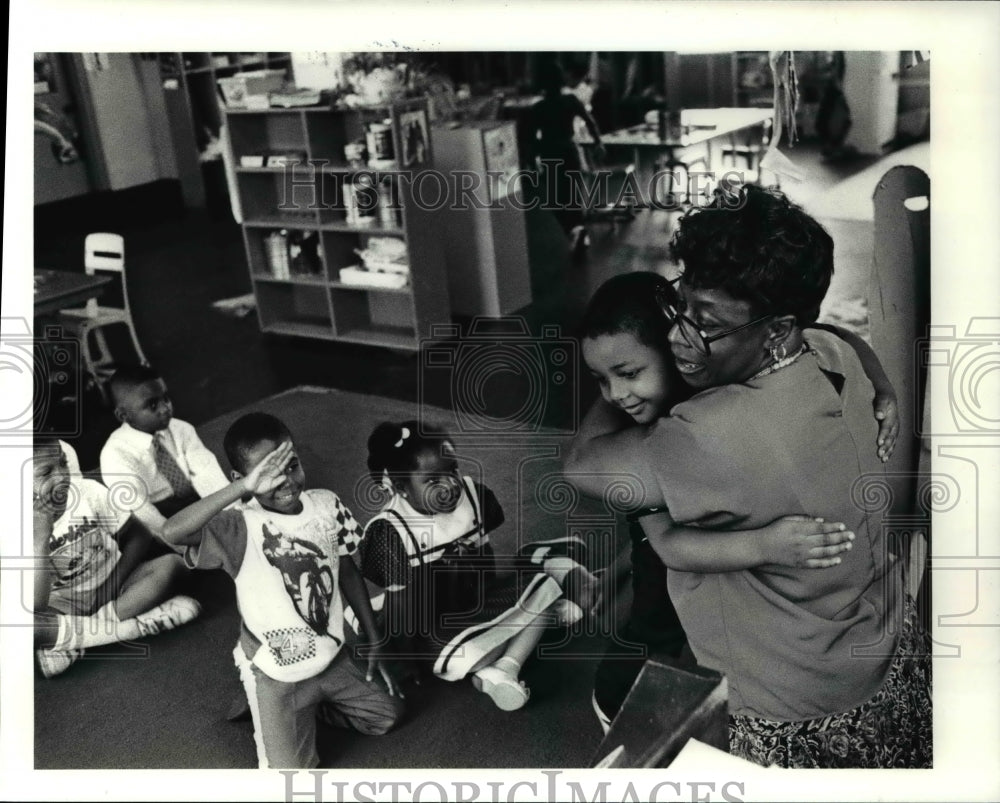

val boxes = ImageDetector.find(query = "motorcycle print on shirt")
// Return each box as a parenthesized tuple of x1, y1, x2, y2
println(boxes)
(261, 523, 335, 634)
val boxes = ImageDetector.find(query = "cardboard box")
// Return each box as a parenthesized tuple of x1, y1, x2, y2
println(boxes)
(218, 69, 286, 108)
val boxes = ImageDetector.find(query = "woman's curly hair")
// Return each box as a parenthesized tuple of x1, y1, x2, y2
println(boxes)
(669, 184, 834, 326)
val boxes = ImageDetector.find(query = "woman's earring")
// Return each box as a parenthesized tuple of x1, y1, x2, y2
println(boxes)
(769, 343, 788, 363)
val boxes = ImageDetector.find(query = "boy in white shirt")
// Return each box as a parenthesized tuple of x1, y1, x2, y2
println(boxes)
(33, 438, 201, 677)
(59, 439, 82, 480)
(100, 365, 229, 542)
(161, 412, 403, 768)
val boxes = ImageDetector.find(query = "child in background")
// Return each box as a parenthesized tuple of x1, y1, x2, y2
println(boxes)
(100, 365, 230, 542)
(33, 437, 200, 678)
(526, 59, 605, 258)
(161, 413, 402, 769)
(360, 421, 600, 712)
(575, 271, 900, 731)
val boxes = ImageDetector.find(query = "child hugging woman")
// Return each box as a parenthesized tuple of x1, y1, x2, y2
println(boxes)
(360, 421, 600, 711)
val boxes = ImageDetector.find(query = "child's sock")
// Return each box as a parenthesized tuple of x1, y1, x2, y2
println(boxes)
(54, 595, 202, 651)
(53, 603, 122, 651)
(492, 655, 522, 678)
(542, 556, 581, 584)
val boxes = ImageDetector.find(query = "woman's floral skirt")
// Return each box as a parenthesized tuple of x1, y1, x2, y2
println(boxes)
(729, 595, 932, 768)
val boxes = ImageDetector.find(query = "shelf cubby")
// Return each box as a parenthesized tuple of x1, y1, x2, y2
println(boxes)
(330, 288, 417, 349)
(306, 112, 368, 164)
(255, 282, 333, 335)
(319, 230, 362, 277)
(237, 170, 320, 224)
(227, 110, 307, 165)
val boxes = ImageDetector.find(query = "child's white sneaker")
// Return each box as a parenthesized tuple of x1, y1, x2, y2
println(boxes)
(36, 647, 83, 678)
(134, 595, 202, 638)
(472, 665, 530, 711)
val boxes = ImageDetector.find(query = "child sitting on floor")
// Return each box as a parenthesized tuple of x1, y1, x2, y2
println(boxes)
(33, 437, 201, 678)
(101, 365, 230, 542)
(574, 270, 900, 731)
(161, 412, 403, 769)
(360, 421, 600, 711)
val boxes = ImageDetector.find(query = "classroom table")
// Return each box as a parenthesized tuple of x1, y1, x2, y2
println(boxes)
(580, 107, 775, 191)
(33, 269, 111, 317)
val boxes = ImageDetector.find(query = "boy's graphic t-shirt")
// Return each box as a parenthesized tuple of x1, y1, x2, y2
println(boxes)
(48, 479, 124, 596)
(184, 489, 361, 682)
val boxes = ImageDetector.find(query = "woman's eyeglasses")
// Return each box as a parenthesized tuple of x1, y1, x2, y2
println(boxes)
(656, 278, 773, 357)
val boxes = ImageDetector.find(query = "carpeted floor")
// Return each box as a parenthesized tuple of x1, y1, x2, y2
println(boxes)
(34, 387, 634, 769)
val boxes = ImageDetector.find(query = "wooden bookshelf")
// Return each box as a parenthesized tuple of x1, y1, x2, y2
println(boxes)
(225, 98, 450, 351)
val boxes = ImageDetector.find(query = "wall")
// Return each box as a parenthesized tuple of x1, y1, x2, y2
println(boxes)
(290, 52, 347, 90)
(896, 57, 930, 140)
(842, 51, 899, 155)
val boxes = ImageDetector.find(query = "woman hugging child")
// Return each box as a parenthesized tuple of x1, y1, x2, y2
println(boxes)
(360, 421, 600, 711)
(574, 270, 900, 732)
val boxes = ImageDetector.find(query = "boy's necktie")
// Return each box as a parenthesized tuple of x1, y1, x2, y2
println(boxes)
(153, 432, 195, 499)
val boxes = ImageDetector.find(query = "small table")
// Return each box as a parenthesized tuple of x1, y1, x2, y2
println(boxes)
(34, 269, 111, 317)
(580, 107, 775, 191)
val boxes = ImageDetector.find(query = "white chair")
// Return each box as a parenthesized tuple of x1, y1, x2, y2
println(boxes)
(60, 233, 148, 402)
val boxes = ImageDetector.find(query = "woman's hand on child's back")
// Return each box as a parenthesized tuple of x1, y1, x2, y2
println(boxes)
(762, 515, 855, 569)
(241, 441, 294, 494)
(874, 392, 899, 463)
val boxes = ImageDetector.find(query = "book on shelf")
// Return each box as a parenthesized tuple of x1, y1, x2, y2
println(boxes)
(266, 150, 309, 168)
(269, 89, 323, 108)
(339, 266, 410, 290)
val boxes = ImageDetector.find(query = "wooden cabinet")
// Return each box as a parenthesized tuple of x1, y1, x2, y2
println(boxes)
(842, 52, 902, 154)
(431, 121, 531, 317)
(225, 98, 450, 351)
